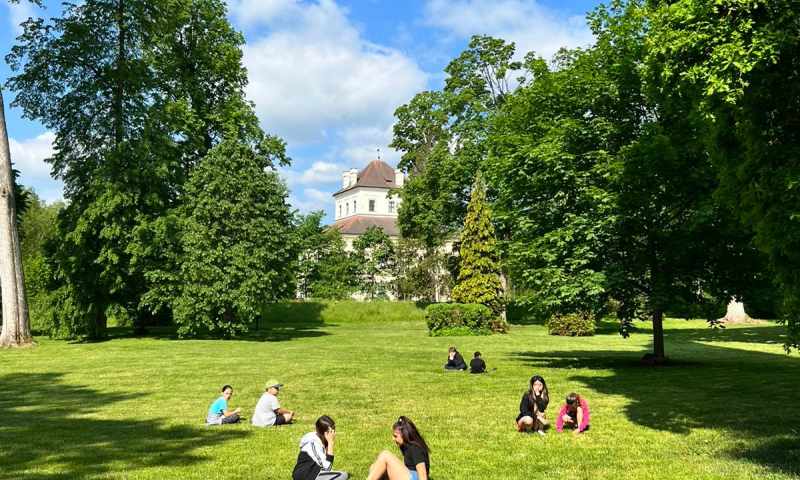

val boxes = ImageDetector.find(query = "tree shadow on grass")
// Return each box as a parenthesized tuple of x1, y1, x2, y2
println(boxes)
(510, 334, 799, 476)
(0, 372, 248, 479)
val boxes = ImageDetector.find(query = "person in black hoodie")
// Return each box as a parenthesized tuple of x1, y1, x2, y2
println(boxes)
(292, 415, 349, 480)
(515, 375, 550, 435)
(469, 351, 486, 374)
(444, 346, 467, 371)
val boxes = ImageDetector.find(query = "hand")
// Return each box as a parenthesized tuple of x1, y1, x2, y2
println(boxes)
(573, 428, 581, 436)
(562, 414, 571, 422)
(234, 407, 241, 414)
(324, 429, 336, 445)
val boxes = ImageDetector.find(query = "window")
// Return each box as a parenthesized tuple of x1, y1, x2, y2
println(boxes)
(369, 199, 375, 212)
(353, 200, 357, 213)
(346, 203, 349, 215)
(338, 204, 342, 217)
(388, 200, 395, 214)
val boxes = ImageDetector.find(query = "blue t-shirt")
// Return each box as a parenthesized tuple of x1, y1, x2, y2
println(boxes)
(207, 396, 228, 422)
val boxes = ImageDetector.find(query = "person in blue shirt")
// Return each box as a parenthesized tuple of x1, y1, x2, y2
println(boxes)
(206, 384, 241, 425)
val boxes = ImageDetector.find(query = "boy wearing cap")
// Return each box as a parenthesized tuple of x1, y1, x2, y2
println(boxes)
(252, 379, 295, 427)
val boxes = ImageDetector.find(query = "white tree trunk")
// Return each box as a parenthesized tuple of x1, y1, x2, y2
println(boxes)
(0, 88, 32, 347)
(721, 299, 750, 324)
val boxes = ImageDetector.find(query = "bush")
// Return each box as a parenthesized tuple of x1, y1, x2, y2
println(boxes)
(546, 311, 596, 336)
(425, 303, 500, 336)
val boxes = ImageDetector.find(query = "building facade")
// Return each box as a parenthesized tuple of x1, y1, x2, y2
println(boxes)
(331, 159, 403, 248)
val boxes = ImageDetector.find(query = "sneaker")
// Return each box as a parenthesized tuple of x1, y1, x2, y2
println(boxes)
(536, 430, 546, 436)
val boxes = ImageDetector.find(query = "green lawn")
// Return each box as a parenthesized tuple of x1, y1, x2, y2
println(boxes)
(1, 301, 798, 479)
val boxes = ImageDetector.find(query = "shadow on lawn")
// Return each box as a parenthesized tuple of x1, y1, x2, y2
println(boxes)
(511, 329, 799, 476)
(0, 372, 248, 479)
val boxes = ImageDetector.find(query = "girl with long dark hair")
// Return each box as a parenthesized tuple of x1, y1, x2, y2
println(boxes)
(366, 416, 430, 480)
(516, 375, 549, 435)
(292, 415, 349, 480)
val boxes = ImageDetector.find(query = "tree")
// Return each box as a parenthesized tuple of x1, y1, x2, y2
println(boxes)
(352, 226, 395, 300)
(393, 238, 453, 302)
(0, 88, 32, 346)
(6, 0, 284, 338)
(486, 47, 620, 321)
(647, 0, 800, 349)
(391, 36, 523, 247)
(293, 212, 360, 300)
(451, 174, 504, 315)
(172, 140, 295, 337)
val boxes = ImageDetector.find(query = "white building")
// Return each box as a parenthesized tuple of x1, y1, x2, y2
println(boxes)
(331, 159, 404, 248)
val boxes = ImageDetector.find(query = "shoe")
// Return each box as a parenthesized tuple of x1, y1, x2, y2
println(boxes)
(536, 430, 545, 436)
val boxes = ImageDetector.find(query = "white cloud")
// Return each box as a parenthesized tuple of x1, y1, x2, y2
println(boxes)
(288, 187, 332, 214)
(237, 0, 428, 144)
(9, 131, 64, 202)
(9, 131, 55, 179)
(8, 1, 35, 35)
(424, 0, 594, 61)
(282, 160, 347, 187)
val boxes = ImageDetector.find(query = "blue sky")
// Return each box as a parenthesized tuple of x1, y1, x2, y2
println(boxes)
(1, 0, 601, 220)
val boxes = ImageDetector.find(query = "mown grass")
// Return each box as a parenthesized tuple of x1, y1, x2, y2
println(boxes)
(1, 300, 798, 479)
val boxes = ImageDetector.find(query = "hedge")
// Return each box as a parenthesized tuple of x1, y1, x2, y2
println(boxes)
(425, 303, 508, 336)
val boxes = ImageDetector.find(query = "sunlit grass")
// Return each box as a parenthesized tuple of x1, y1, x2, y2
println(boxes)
(0, 301, 797, 479)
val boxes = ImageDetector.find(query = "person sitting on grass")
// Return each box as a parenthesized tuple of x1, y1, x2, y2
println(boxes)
(252, 379, 294, 427)
(469, 351, 486, 374)
(206, 384, 241, 425)
(516, 375, 549, 435)
(556, 392, 590, 435)
(444, 346, 467, 371)
(366, 416, 430, 480)
(292, 415, 349, 480)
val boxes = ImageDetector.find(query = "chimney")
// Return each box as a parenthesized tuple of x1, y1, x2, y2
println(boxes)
(342, 171, 350, 188)
(349, 168, 358, 187)
(394, 169, 404, 187)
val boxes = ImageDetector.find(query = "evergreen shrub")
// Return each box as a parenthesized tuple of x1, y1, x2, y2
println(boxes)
(546, 311, 596, 336)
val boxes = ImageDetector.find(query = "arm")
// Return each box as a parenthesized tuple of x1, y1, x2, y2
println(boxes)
(574, 407, 584, 434)
(222, 407, 240, 417)
(276, 407, 293, 415)
(556, 406, 565, 432)
(415, 463, 428, 480)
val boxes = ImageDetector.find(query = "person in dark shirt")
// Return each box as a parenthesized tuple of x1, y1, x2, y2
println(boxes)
(515, 375, 550, 435)
(469, 351, 486, 374)
(366, 416, 430, 480)
(444, 346, 467, 371)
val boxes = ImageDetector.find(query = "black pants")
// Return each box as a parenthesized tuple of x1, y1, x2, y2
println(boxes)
(221, 413, 241, 424)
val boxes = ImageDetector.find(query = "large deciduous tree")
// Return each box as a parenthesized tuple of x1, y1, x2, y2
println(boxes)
(0, 88, 32, 347)
(6, 0, 291, 338)
(647, 0, 800, 350)
(172, 140, 295, 337)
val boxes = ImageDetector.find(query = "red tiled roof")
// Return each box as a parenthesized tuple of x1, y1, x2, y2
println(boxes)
(331, 215, 400, 237)
(334, 160, 397, 195)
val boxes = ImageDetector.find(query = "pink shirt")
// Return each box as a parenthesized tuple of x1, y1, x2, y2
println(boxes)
(556, 397, 590, 432)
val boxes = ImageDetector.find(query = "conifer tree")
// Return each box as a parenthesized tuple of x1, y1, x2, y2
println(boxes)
(451, 173, 504, 315)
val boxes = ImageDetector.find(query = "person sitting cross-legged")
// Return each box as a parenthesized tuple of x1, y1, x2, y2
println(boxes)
(206, 384, 241, 425)
(252, 379, 294, 427)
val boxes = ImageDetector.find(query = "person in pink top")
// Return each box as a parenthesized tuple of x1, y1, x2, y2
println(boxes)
(556, 392, 590, 435)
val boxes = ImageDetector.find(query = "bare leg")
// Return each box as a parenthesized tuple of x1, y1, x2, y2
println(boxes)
(516, 416, 534, 432)
(366, 451, 411, 480)
(283, 412, 294, 423)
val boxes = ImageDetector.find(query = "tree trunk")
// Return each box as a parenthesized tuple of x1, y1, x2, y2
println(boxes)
(652, 309, 666, 362)
(0, 88, 32, 347)
(721, 299, 750, 323)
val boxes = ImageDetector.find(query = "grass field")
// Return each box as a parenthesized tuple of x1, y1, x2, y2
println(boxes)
(1, 301, 798, 479)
